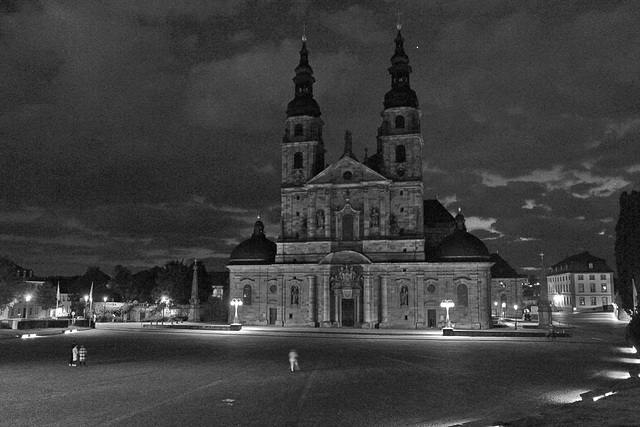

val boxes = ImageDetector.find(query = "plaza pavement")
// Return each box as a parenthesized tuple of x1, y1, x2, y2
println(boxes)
(2, 317, 639, 426)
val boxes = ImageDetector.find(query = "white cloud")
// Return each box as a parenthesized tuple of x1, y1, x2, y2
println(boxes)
(481, 166, 629, 198)
(522, 199, 552, 211)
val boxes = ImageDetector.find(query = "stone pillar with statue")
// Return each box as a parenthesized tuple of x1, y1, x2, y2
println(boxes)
(189, 260, 201, 322)
(537, 253, 551, 329)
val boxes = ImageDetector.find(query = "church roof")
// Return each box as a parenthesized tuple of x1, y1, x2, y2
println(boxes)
(286, 41, 321, 118)
(306, 156, 389, 186)
(423, 199, 455, 225)
(228, 219, 277, 265)
(490, 253, 522, 278)
(549, 251, 613, 273)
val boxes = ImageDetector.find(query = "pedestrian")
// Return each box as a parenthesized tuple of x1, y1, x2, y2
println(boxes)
(78, 345, 87, 366)
(69, 341, 78, 366)
(288, 349, 299, 372)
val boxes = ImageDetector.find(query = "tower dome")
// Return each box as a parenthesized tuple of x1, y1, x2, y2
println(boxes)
(228, 219, 277, 265)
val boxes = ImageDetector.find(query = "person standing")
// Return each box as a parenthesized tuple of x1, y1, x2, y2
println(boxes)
(78, 345, 87, 366)
(69, 342, 78, 366)
(288, 349, 299, 372)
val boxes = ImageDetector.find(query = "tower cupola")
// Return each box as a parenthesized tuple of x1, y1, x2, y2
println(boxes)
(286, 40, 321, 117)
(384, 29, 418, 109)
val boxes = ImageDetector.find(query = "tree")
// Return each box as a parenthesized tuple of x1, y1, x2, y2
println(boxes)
(132, 267, 163, 303)
(34, 281, 57, 310)
(110, 265, 134, 302)
(153, 260, 192, 304)
(0, 257, 27, 308)
(615, 191, 640, 312)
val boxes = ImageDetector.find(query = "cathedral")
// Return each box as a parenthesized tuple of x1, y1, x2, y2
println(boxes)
(227, 29, 495, 329)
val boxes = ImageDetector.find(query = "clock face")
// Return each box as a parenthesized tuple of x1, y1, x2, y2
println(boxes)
(396, 167, 406, 177)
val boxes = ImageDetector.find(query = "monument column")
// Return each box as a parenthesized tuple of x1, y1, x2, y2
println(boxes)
(538, 252, 551, 329)
(188, 260, 201, 322)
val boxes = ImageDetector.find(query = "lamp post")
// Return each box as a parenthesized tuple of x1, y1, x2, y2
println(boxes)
(84, 295, 89, 319)
(25, 294, 32, 319)
(161, 296, 167, 325)
(103, 296, 107, 319)
(514, 304, 519, 330)
(440, 299, 455, 329)
(230, 298, 243, 324)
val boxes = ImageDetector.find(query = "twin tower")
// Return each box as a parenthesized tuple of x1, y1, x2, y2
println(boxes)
(279, 29, 425, 257)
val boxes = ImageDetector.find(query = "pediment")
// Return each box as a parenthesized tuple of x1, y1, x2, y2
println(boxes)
(306, 156, 389, 186)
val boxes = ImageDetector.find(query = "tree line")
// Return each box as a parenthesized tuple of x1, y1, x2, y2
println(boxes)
(0, 258, 229, 316)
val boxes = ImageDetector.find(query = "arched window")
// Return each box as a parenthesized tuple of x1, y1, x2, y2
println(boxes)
(395, 115, 405, 129)
(243, 285, 252, 305)
(395, 145, 406, 163)
(294, 124, 304, 136)
(400, 285, 409, 306)
(291, 285, 299, 305)
(456, 284, 468, 308)
(293, 152, 303, 169)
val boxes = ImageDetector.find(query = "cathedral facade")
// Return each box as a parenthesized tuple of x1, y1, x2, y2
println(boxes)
(228, 30, 494, 329)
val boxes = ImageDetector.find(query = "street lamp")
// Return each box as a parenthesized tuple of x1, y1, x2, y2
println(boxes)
(161, 296, 168, 325)
(440, 299, 455, 329)
(501, 302, 506, 318)
(230, 298, 243, 324)
(25, 294, 32, 319)
(514, 304, 519, 330)
(103, 296, 108, 318)
(84, 295, 89, 318)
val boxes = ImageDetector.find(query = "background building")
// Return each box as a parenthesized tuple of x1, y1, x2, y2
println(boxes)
(547, 251, 614, 312)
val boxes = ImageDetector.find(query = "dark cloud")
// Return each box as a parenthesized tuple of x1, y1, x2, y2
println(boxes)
(1, 1, 638, 275)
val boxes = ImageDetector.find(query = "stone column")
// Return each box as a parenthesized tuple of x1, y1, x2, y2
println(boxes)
(322, 274, 330, 326)
(380, 275, 389, 328)
(307, 275, 316, 325)
(309, 192, 316, 239)
(363, 273, 372, 327)
(363, 189, 370, 238)
(416, 274, 424, 327)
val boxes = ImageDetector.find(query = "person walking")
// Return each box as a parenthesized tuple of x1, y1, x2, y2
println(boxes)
(69, 342, 78, 366)
(288, 349, 299, 372)
(78, 345, 87, 366)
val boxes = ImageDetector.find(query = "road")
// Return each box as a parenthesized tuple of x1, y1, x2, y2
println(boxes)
(0, 312, 632, 427)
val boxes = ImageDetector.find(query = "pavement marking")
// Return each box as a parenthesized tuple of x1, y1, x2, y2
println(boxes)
(103, 377, 231, 425)
(297, 362, 318, 410)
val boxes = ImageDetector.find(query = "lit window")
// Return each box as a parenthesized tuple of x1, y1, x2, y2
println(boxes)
(579, 297, 585, 305)
(601, 284, 607, 292)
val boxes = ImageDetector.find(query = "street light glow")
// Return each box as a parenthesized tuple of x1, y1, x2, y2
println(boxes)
(230, 298, 243, 325)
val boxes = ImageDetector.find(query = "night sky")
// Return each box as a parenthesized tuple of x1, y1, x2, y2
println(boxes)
(1, 0, 639, 276)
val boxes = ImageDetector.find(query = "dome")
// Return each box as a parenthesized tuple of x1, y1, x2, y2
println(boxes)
(228, 220, 277, 265)
(436, 230, 490, 261)
(435, 211, 490, 261)
(384, 86, 419, 109)
(286, 93, 321, 117)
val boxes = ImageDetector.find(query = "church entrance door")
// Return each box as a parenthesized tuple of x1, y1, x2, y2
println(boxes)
(342, 214, 354, 240)
(427, 309, 437, 328)
(269, 308, 277, 325)
(341, 298, 355, 326)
